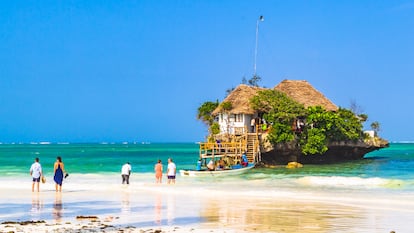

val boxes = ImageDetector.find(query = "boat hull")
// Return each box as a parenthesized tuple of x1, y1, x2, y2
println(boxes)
(179, 164, 255, 177)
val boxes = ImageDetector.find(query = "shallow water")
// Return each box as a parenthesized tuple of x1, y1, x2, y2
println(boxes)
(0, 143, 413, 232)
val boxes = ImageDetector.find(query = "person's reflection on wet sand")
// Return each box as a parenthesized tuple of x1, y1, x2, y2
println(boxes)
(167, 194, 175, 225)
(121, 191, 131, 214)
(30, 193, 43, 217)
(155, 193, 162, 224)
(53, 193, 63, 221)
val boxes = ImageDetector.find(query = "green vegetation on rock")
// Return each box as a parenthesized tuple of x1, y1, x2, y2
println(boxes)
(250, 90, 305, 144)
(197, 101, 218, 126)
(251, 90, 365, 155)
(197, 100, 219, 134)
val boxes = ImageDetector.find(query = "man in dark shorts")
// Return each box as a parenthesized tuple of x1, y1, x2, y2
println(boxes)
(30, 158, 42, 192)
(166, 158, 176, 184)
(121, 162, 131, 184)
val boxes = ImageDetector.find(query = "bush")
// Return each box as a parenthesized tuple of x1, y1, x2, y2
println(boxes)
(251, 90, 365, 155)
(210, 122, 220, 135)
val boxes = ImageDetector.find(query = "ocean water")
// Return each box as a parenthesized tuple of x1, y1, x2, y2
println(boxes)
(0, 143, 198, 176)
(0, 142, 413, 190)
(0, 142, 413, 232)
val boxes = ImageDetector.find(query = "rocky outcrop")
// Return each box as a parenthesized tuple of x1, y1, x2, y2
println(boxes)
(259, 137, 389, 165)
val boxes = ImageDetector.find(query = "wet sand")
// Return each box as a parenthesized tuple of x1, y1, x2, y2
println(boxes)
(0, 178, 412, 233)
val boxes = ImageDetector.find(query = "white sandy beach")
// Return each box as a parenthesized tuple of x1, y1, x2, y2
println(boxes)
(1, 174, 413, 233)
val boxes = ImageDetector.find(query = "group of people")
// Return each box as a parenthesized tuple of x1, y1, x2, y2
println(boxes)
(121, 157, 177, 185)
(30, 156, 177, 192)
(206, 158, 225, 171)
(250, 116, 270, 133)
(155, 158, 177, 185)
(205, 153, 249, 171)
(29, 156, 66, 192)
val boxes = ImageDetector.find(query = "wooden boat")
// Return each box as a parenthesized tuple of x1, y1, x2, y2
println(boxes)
(179, 163, 255, 177)
(180, 138, 258, 177)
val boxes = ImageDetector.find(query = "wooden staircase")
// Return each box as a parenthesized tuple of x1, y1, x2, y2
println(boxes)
(246, 133, 260, 163)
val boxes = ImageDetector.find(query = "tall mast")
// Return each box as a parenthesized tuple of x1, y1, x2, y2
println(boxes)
(254, 15, 264, 77)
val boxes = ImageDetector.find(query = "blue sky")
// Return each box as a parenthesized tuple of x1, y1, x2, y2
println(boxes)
(0, 1, 413, 143)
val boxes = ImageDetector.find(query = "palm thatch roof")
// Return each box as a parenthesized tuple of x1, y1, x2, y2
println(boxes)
(212, 80, 338, 115)
(211, 84, 265, 115)
(274, 80, 338, 111)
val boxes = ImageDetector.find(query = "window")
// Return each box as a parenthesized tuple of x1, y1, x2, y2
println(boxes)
(235, 114, 243, 122)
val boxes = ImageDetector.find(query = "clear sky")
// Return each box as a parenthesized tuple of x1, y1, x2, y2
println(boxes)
(0, 1, 413, 143)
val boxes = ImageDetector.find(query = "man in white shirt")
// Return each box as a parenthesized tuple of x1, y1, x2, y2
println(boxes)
(121, 162, 131, 184)
(30, 158, 42, 192)
(166, 158, 176, 184)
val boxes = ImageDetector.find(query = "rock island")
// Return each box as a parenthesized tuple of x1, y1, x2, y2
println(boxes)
(197, 79, 388, 166)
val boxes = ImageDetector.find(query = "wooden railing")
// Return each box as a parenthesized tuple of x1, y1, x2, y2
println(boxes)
(234, 127, 245, 135)
(253, 135, 261, 162)
(199, 141, 247, 159)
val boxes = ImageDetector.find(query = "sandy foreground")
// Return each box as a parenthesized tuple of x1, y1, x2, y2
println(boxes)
(1, 221, 185, 233)
(0, 182, 262, 233)
(0, 179, 412, 233)
(0, 219, 229, 233)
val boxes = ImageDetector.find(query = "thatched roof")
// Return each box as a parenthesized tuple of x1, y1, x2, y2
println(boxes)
(212, 80, 338, 115)
(212, 84, 265, 115)
(274, 80, 338, 111)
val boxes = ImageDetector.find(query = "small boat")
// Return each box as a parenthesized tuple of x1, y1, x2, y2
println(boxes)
(181, 140, 258, 177)
(179, 163, 255, 177)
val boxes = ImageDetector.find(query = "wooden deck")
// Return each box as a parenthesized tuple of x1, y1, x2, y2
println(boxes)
(199, 133, 261, 163)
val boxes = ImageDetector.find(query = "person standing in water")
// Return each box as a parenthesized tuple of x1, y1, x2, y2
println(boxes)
(30, 157, 42, 192)
(121, 162, 132, 184)
(53, 156, 65, 192)
(154, 159, 163, 184)
(166, 158, 176, 185)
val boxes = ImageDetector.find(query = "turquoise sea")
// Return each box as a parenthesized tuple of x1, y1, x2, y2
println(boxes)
(0, 143, 200, 176)
(0, 142, 413, 191)
(1, 142, 413, 232)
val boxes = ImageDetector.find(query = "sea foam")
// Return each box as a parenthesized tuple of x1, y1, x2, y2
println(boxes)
(296, 176, 404, 189)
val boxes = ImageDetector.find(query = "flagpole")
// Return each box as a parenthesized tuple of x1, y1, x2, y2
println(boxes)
(254, 15, 264, 77)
